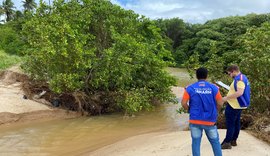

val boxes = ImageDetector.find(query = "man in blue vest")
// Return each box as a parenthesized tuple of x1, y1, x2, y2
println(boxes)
(221, 65, 251, 149)
(182, 67, 223, 156)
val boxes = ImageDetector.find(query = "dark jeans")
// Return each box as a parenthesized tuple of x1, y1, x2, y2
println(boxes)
(223, 104, 242, 143)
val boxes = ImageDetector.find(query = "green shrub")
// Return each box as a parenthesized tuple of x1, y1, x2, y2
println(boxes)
(0, 25, 25, 55)
(238, 22, 270, 112)
(185, 22, 270, 113)
(22, 0, 176, 114)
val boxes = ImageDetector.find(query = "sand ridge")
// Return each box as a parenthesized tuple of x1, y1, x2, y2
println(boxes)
(0, 68, 80, 125)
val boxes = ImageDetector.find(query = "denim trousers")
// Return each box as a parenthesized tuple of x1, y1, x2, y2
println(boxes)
(189, 123, 222, 156)
(223, 104, 242, 143)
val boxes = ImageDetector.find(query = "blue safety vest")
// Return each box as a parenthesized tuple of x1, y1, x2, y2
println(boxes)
(185, 80, 219, 124)
(233, 73, 251, 107)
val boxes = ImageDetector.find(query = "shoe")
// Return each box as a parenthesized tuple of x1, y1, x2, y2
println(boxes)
(231, 140, 237, 146)
(221, 142, 232, 149)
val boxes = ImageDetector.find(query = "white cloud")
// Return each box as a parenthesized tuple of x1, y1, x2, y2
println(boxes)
(111, 0, 270, 23)
(126, 1, 184, 12)
(12, 0, 270, 24)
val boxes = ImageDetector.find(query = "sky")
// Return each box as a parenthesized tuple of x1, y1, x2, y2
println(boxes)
(12, 0, 270, 24)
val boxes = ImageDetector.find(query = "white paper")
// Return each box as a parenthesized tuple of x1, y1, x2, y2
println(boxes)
(216, 81, 230, 90)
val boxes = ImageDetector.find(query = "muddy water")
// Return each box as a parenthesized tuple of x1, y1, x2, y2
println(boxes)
(167, 67, 196, 87)
(0, 68, 194, 155)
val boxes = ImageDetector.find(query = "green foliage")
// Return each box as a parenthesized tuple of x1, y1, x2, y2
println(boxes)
(175, 13, 270, 68)
(22, 0, 176, 114)
(237, 22, 270, 112)
(0, 50, 22, 70)
(174, 38, 199, 66)
(196, 29, 225, 40)
(117, 88, 153, 115)
(204, 42, 226, 81)
(183, 15, 270, 113)
(0, 24, 25, 55)
(245, 13, 270, 27)
(22, 0, 94, 93)
(154, 18, 194, 67)
(219, 17, 249, 37)
(154, 18, 192, 49)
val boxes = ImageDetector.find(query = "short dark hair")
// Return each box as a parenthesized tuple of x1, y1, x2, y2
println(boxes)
(226, 65, 239, 72)
(196, 67, 208, 79)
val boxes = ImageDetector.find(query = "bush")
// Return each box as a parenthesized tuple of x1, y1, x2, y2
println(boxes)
(238, 22, 270, 112)
(0, 25, 25, 55)
(22, 0, 176, 114)
(185, 22, 270, 113)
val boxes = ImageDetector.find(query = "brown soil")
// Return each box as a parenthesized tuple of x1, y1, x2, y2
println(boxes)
(248, 113, 270, 144)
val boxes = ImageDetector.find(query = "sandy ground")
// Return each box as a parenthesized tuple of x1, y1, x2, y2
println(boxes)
(89, 129, 270, 156)
(0, 82, 51, 114)
(0, 68, 80, 125)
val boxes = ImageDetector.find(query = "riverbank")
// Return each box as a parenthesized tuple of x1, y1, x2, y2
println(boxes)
(88, 129, 270, 156)
(0, 109, 80, 126)
(0, 68, 80, 126)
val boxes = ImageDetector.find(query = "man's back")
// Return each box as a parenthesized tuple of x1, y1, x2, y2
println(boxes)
(185, 80, 220, 125)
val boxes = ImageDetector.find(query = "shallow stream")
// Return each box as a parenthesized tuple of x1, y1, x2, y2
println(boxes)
(0, 67, 194, 155)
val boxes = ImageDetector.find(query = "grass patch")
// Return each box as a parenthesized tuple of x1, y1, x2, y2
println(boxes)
(0, 50, 22, 70)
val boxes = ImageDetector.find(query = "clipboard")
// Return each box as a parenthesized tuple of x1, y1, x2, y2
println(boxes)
(216, 81, 230, 90)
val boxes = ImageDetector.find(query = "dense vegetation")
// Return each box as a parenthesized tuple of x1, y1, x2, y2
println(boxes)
(154, 15, 270, 113)
(2, 0, 176, 115)
(0, 0, 269, 114)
